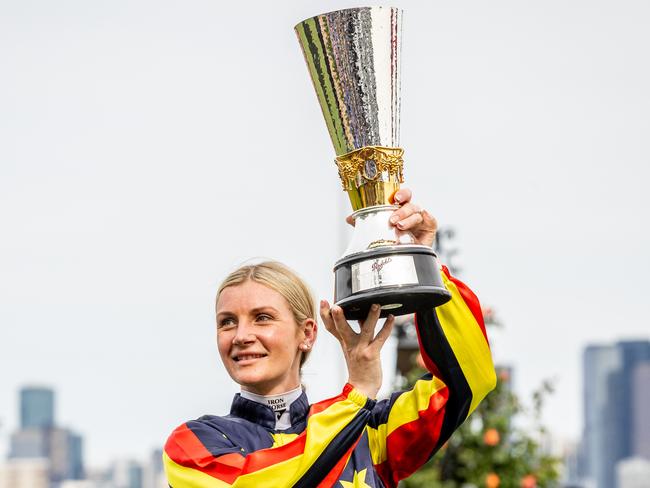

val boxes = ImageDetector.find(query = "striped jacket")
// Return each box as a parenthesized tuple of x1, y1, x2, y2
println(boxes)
(163, 267, 496, 487)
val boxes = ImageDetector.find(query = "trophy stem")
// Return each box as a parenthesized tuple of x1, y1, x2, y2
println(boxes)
(343, 205, 413, 258)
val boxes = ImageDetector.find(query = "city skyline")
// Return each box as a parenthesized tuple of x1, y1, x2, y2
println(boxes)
(2, 0, 649, 468)
(577, 340, 650, 488)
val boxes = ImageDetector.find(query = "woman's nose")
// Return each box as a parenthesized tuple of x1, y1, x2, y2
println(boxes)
(232, 322, 256, 345)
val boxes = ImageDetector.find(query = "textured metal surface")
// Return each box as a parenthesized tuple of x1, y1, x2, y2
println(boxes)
(295, 7, 402, 156)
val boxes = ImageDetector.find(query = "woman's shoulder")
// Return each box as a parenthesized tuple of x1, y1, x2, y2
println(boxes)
(166, 412, 270, 449)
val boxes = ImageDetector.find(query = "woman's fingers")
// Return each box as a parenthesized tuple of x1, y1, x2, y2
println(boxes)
(394, 210, 424, 231)
(358, 304, 381, 343)
(393, 188, 412, 205)
(319, 300, 342, 342)
(330, 306, 357, 344)
(389, 202, 421, 228)
(371, 314, 395, 350)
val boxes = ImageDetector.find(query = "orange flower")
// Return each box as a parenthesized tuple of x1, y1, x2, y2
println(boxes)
(520, 474, 537, 488)
(483, 428, 500, 446)
(486, 472, 500, 488)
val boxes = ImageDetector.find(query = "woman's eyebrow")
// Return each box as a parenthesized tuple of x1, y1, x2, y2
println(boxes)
(216, 310, 235, 318)
(250, 306, 280, 314)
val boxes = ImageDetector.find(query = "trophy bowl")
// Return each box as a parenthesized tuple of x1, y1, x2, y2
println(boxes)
(295, 7, 451, 320)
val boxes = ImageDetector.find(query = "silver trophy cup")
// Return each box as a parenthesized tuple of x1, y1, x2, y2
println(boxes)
(295, 7, 451, 320)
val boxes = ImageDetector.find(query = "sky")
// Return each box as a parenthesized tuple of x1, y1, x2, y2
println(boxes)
(1, 0, 649, 468)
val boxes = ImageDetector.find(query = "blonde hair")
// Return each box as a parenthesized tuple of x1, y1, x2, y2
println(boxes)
(216, 261, 316, 368)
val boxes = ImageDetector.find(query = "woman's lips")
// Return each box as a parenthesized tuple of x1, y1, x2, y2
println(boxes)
(233, 353, 268, 364)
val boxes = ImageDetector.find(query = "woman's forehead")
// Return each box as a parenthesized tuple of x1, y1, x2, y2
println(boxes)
(217, 280, 290, 312)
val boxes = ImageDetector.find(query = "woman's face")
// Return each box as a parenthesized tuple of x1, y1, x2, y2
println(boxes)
(216, 280, 315, 395)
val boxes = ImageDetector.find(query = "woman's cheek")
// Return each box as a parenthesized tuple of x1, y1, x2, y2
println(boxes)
(216, 333, 231, 358)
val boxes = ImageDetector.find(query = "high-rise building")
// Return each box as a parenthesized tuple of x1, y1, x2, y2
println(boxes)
(20, 387, 54, 430)
(581, 340, 650, 488)
(49, 428, 84, 482)
(632, 362, 650, 460)
(9, 429, 49, 458)
(581, 344, 621, 488)
(9, 386, 85, 485)
(143, 449, 166, 488)
(111, 459, 143, 488)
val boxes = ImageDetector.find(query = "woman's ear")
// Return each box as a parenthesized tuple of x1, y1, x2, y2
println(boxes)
(302, 318, 318, 348)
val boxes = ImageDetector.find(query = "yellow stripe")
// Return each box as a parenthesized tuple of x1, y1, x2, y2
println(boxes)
(163, 451, 231, 488)
(234, 395, 366, 486)
(270, 433, 299, 448)
(437, 273, 497, 414)
(366, 424, 388, 465)
(366, 376, 446, 465)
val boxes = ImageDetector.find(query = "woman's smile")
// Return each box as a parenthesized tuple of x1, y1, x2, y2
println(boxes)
(232, 352, 268, 364)
(216, 280, 312, 395)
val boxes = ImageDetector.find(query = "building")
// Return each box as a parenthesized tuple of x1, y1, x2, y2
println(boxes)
(616, 457, 650, 488)
(9, 428, 49, 458)
(580, 340, 650, 488)
(110, 459, 143, 488)
(0, 458, 49, 488)
(20, 387, 55, 430)
(142, 449, 166, 488)
(49, 427, 84, 482)
(632, 362, 650, 459)
(8, 386, 85, 485)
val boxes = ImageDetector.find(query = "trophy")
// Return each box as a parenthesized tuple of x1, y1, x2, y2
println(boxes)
(295, 7, 451, 320)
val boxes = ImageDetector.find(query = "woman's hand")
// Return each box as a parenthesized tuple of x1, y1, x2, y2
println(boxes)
(320, 301, 395, 399)
(346, 187, 438, 248)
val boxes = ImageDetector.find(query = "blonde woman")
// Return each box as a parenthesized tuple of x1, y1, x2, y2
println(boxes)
(163, 189, 496, 488)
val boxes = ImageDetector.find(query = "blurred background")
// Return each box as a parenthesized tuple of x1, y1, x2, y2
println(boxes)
(1, 0, 648, 487)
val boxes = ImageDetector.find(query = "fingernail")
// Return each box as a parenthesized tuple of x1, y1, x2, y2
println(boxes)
(371, 304, 379, 311)
(394, 192, 402, 203)
(390, 216, 398, 224)
(396, 222, 404, 229)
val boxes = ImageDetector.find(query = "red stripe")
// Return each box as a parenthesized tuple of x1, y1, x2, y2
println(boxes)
(441, 265, 488, 342)
(164, 424, 241, 484)
(164, 424, 216, 467)
(240, 434, 306, 472)
(316, 436, 362, 488)
(375, 387, 449, 486)
(309, 383, 354, 417)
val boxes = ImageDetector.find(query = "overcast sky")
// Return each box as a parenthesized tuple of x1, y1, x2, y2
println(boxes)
(1, 0, 649, 468)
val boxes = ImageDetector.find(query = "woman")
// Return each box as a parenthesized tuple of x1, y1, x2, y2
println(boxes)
(163, 189, 496, 488)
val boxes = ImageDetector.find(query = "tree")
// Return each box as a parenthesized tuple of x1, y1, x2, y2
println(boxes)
(400, 310, 561, 488)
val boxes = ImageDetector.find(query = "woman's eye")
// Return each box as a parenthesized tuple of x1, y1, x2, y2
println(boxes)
(256, 314, 273, 322)
(218, 318, 236, 329)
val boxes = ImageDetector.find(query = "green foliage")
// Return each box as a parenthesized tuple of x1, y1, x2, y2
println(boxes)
(400, 364, 561, 488)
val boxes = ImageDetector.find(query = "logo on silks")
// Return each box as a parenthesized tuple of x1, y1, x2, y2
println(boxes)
(267, 397, 287, 420)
